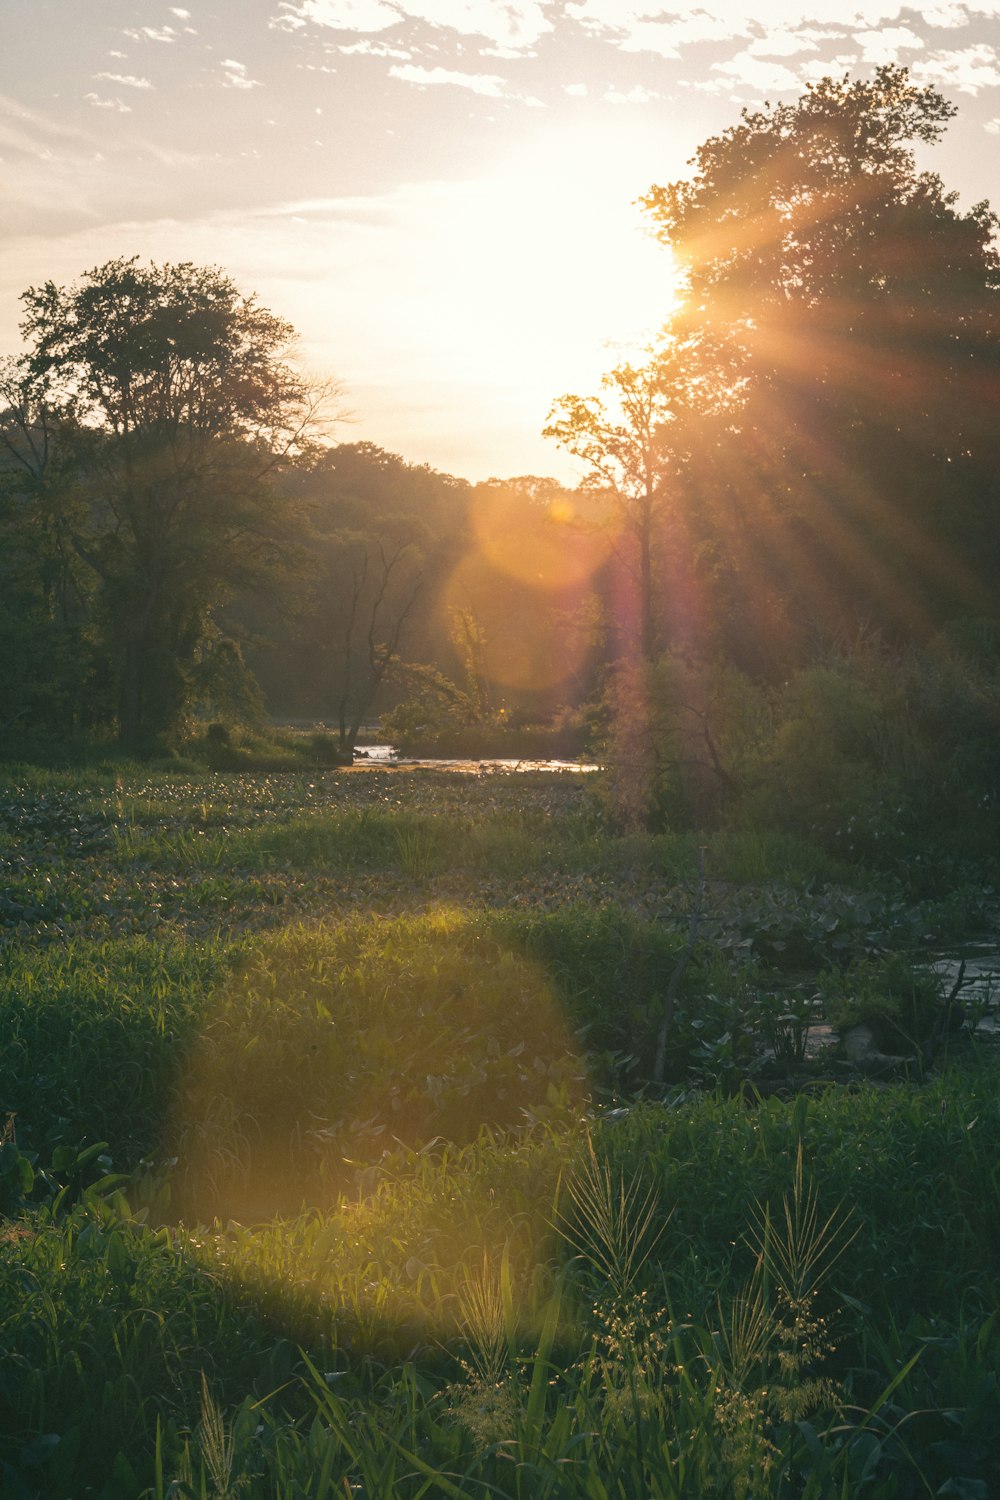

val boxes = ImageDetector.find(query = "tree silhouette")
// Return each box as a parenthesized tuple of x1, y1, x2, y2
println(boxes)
(9, 258, 338, 747)
(640, 67, 1000, 659)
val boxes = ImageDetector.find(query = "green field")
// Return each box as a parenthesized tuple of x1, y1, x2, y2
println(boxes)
(1, 764, 998, 1498)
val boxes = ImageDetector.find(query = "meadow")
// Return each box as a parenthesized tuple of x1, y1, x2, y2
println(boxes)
(1, 761, 998, 1498)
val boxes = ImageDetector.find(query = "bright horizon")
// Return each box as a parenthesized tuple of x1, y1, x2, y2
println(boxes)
(4, 0, 1000, 482)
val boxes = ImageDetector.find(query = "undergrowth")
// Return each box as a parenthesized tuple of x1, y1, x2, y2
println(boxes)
(0, 766, 998, 1496)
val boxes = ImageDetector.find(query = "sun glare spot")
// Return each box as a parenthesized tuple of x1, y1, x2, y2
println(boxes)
(469, 482, 613, 593)
(166, 918, 587, 1229)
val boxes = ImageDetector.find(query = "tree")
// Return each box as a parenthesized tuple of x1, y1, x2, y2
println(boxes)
(10, 257, 336, 748)
(545, 356, 677, 664)
(0, 359, 97, 748)
(330, 532, 423, 752)
(247, 443, 469, 741)
(640, 67, 1000, 655)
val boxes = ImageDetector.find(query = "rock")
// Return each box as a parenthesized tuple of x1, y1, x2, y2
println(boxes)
(842, 1024, 877, 1063)
(840, 1024, 917, 1076)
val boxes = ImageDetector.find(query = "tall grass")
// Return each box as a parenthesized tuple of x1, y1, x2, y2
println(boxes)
(2, 766, 999, 1496)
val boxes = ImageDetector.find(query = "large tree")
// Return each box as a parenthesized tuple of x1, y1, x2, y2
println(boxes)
(249, 442, 470, 741)
(544, 343, 725, 665)
(640, 67, 1000, 661)
(8, 257, 335, 748)
(0, 361, 96, 747)
(545, 359, 671, 664)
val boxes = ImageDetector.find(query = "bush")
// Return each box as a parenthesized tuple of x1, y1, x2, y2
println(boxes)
(599, 654, 768, 831)
(821, 952, 947, 1052)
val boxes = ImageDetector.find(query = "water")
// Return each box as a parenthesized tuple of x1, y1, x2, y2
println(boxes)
(931, 945, 1000, 1032)
(353, 745, 599, 773)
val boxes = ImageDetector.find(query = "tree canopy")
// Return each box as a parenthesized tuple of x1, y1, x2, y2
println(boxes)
(2, 258, 336, 748)
(552, 67, 1000, 674)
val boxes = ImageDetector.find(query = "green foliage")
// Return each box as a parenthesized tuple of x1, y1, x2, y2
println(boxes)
(0, 936, 226, 1164)
(745, 658, 915, 860)
(379, 658, 484, 748)
(1, 765, 999, 1494)
(821, 951, 947, 1051)
(600, 652, 769, 832)
(8, 258, 327, 751)
(587, 632, 1000, 884)
(168, 915, 588, 1219)
(641, 67, 1000, 654)
(251, 441, 470, 733)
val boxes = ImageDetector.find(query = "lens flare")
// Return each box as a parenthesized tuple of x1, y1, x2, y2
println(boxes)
(166, 914, 586, 1227)
(469, 481, 613, 592)
(443, 552, 594, 693)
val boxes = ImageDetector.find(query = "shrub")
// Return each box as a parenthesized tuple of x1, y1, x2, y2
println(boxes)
(821, 952, 946, 1052)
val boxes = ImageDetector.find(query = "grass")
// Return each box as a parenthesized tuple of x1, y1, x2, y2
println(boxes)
(1, 761, 999, 1496)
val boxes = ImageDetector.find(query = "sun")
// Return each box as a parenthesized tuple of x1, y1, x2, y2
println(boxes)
(437, 122, 685, 419)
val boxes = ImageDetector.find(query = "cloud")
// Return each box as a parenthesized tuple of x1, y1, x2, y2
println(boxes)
(709, 54, 803, 92)
(338, 38, 412, 56)
(220, 59, 262, 89)
(0, 92, 102, 158)
(169, 6, 192, 15)
(852, 26, 924, 62)
(565, 0, 750, 56)
(84, 93, 132, 113)
(398, 1, 550, 52)
(921, 3, 970, 24)
(274, 0, 399, 29)
(911, 43, 1000, 93)
(94, 72, 153, 89)
(800, 53, 860, 80)
(985, 116, 1000, 132)
(122, 25, 177, 42)
(746, 29, 819, 58)
(276, 0, 550, 52)
(603, 83, 659, 103)
(563, 82, 588, 96)
(563, 0, 989, 57)
(388, 63, 507, 95)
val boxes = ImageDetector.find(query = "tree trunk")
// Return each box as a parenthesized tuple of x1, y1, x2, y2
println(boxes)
(638, 493, 656, 663)
(118, 626, 146, 749)
(117, 589, 158, 749)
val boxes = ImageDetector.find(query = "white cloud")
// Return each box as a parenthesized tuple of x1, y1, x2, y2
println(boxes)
(338, 38, 412, 56)
(122, 25, 177, 42)
(95, 72, 153, 89)
(603, 83, 659, 103)
(220, 59, 262, 89)
(399, 1, 550, 52)
(563, 82, 588, 96)
(564, 0, 982, 56)
(912, 43, 1000, 93)
(985, 116, 1000, 132)
(274, 0, 399, 30)
(710, 54, 803, 92)
(0, 92, 101, 158)
(921, 4, 970, 25)
(746, 29, 819, 58)
(84, 93, 132, 113)
(169, 6, 192, 16)
(276, 0, 550, 52)
(388, 63, 507, 95)
(565, 1, 750, 56)
(800, 53, 859, 80)
(852, 26, 924, 62)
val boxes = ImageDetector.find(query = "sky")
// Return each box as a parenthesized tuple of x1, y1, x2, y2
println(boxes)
(3, 1, 1000, 482)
